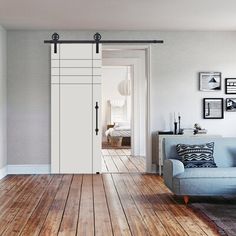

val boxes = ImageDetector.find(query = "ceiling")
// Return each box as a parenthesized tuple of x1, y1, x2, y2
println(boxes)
(0, 0, 236, 30)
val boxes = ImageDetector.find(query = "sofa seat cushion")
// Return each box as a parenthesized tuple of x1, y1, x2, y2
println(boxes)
(173, 167, 236, 195)
(175, 167, 236, 179)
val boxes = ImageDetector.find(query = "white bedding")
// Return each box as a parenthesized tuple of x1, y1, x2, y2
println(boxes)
(105, 127, 131, 137)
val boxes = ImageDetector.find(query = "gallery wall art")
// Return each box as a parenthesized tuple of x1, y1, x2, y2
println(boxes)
(225, 78, 236, 94)
(226, 98, 236, 112)
(203, 98, 224, 119)
(199, 72, 221, 91)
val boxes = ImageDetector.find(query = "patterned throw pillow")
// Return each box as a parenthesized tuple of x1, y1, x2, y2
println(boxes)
(176, 142, 217, 168)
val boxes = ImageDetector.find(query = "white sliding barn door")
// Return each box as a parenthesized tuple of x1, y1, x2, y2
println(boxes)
(51, 44, 102, 174)
(60, 84, 92, 173)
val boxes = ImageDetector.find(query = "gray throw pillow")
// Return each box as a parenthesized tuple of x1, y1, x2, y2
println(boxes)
(176, 142, 217, 168)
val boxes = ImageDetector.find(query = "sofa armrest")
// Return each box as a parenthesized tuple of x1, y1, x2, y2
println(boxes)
(163, 159, 184, 190)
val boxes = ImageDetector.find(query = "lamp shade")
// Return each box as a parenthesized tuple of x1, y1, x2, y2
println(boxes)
(118, 79, 131, 96)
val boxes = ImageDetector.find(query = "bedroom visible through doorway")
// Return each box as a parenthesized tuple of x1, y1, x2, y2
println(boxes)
(101, 47, 148, 173)
(101, 65, 131, 150)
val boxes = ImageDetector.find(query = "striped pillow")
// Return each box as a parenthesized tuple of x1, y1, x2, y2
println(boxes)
(176, 142, 217, 168)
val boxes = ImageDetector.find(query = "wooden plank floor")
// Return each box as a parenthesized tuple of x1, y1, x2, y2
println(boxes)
(0, 174, 219, 236)
(102, 149, 146, 173)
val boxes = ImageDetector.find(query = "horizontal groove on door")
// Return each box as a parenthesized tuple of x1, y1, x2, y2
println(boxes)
(51, 76, 60, 83)
(60, 60, 92, 67)
(93, 68, 102, 76)
(60, 76, 92, 84)
(51, 60, 101, 68)
(51, 66, 102, 68)
(51, 60, 60, 67)
(59, 83, 94, 85)
(51, 68, 60, 76)
(60, 68, 92, 76)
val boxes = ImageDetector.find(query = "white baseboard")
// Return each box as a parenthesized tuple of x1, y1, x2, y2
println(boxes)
(0, 166, 8, 179)
(7, 164, 51, 174)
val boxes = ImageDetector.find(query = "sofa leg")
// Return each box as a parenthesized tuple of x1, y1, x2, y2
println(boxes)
(183, 195, 189, 204)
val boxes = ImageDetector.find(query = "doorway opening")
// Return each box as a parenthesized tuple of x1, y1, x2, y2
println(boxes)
(101, 65, 131, 150)
(101, 46, 150, 173)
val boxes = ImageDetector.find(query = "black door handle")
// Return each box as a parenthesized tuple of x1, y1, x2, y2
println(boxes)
(95, 102, 99, 135)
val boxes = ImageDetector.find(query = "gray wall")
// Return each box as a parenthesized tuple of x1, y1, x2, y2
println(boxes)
(0, 26, 7, 169)
(7, 31, 51, 165)
(7, 30, 236, 165)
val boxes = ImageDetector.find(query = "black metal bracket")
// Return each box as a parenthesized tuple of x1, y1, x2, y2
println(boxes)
(94, 32, 101, 53)
(52, 33, 59, 54)
(44, 32, 164, 54)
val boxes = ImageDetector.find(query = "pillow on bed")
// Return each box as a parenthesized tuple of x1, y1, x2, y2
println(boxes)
(176, 142, 217, 168)
(114, 126, 130, 131)
(114, 121, 130, 127)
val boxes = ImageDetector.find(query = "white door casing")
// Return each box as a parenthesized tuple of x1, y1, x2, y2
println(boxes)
(103, 45, 152, 172)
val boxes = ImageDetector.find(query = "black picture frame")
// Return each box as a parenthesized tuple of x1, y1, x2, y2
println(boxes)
(199, 72, 221, 91)
(225, 78, 236, 94)
(203, 98, 224, 119)
(226, 98, 236, 112)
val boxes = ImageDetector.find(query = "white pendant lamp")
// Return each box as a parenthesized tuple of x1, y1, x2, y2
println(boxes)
(118, 67, 131, 96)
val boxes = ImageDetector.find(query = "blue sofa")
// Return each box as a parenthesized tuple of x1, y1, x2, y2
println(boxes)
(163, 137, 236, 203)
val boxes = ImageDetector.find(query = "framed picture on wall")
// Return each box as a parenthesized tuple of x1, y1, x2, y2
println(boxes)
(226, 98, 236, 112)
(199, 72, 221, 91)
(203, 98, 224, 119)
(225, 78, 236, 94)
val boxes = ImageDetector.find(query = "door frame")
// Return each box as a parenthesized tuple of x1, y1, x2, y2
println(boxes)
(102, 45, 152, 173)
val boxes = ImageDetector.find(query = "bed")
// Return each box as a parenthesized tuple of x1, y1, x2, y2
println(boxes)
(105, 122, 131, 146)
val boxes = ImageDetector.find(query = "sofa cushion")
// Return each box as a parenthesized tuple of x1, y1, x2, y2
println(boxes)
(164, 137, 236, 168)
(175, 167, 236, 179)
(172, 168, 236, 195)
(176, 142, 217, 168)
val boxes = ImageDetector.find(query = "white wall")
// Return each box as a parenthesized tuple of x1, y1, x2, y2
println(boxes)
(101, 66, 129, 141)
(0, 26, 7, 175)
(151, 32, 236, 137)
(6, 31, 236, 167)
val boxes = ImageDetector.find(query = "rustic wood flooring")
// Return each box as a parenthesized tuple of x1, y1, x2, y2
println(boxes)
(102, 149, 146, 173)
(0, 173, 219, 236)
(0, 150, 219, 235)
